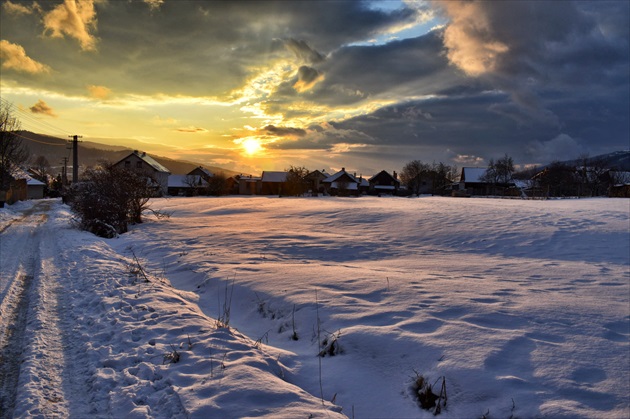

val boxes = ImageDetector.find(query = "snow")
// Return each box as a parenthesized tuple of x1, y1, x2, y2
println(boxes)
(1, 196, 628, 418)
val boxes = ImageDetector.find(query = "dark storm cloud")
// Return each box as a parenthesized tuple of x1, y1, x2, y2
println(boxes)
(437, 0, 629, 119)
(0, 0, 420, 97)
(331, 84, 626, 166)
(271, 0, 629, 166)
(284, 39, 325, 64)
(268, 124, 376, 151)
(268, 31, 459, 107)
(263, 125, 306, 137)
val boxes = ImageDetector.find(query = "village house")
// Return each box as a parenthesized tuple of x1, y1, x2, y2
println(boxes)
(237, 175, 262, 195)
(303, 170, 328, 195)
(0, 167, 46, 206)
(27, 177, 45, 199)
(260, 171, 287, 195)
(322, 168, 366, 196)
(455, 167, 517, 196)
(113, 150, 171, 196)
(607, 170, 630, 197)
(368, 170, 400, 195)
(168, 166, 213, 196)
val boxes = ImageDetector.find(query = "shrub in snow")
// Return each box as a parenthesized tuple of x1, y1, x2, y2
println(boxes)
(318, 330, 342, 357)
(67, 163, 157, 237)
(411, 372, 447, 415)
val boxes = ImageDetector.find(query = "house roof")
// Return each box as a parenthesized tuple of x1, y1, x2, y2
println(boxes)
(188, 166, 213, 177)
(261, 171, 287, 183)
(10, 167, 44, 186)
(368, 170, 400, 184)
(305, 169, 327, 177)
(167, 174, 207, 188)
(116, 150, 171, 173)
(27, 178, 45, 186)
(323, 169, 359, 184)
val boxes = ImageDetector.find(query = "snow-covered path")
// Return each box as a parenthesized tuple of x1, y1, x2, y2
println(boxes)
(0, 200, 344, 418)
(0, 201, 76, 418)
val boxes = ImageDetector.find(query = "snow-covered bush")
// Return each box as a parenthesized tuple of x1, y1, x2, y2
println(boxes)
(67, 163, 156, 237)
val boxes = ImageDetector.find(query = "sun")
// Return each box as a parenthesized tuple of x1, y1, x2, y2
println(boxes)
(242, 138, 263, 155)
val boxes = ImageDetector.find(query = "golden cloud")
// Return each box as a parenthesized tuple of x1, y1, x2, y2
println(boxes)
(0, 40, 51, 74)
(438, 0, 509, 76)
(293, 66, 325, 93)
(87, 84, 111, 99)
(29, 99, 57, 117)
(43, 0, 98, 51)
(176, 126, 208, 133)
(3, 0, 40, 15)
(143, 0, 164, 11)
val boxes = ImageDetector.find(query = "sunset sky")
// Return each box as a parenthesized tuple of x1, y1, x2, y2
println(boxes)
(1, 0, 628, 175)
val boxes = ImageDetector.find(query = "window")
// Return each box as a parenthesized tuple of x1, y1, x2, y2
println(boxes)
(125, 161, 130, 167)
(136, 161, 142, 169)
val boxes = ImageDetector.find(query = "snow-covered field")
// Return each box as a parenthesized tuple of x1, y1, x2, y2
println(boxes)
(1, 196, 628, 418)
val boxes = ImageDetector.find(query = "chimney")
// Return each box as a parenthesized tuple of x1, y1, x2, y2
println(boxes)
(142, 152, 146, 157)
(393, 171, 398, 180)
(341, 167, 345, 172)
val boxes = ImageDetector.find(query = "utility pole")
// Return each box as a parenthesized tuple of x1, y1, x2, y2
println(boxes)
(69, 135, 82, 183)
(61, 157, 68, 185)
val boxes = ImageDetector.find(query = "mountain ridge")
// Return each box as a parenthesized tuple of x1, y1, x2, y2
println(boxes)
(17, 131, 241, 177)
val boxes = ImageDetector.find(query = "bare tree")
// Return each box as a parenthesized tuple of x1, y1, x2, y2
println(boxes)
(400, 160, 430, 195)
(283, 165, 310, 196)
(68, 163, 158, 237)
(30, 155, 51, 182)
(482, 154, 514, 185)
(429, 161, 458, 194)
(534, 161, 578, 197)
(183, 174, 203, 196)
(206, 172, 228, 196)
(0, 101, 29, 190)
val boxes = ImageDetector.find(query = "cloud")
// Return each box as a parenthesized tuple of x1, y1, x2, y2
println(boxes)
(432, 0, 630, 127)
(437, 0, 509, 77)
(87, 84, 111, 99)
(284, 39, 325, 64)
(527, 134, 585, 163)
(292, 66, 324, 93)
(0, 40, 50, 74)
(43, 0, 98, 51)
(29, 99, 57, 117)
(152, 116, 178, 126)
(3, 1, 40, 15)
(176, 126, 208, 133)
(143, 0, 164, 11)
(452, 154, 485, 166)
(263, 125, 307, 137)
(268, 122, 375, 151)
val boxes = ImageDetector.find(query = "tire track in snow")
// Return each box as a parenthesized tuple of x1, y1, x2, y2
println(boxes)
(0, 202, 80, 418)
(0, 218, 39, 418)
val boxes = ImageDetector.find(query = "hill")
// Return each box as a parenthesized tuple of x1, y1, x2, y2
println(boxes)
(561, 150, 630, 171)
(16, 131, 240, 177)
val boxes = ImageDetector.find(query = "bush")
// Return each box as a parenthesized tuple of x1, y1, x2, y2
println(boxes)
(68, 163, 156, 237)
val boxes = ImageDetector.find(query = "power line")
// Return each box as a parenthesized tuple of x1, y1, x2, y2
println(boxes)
(0, 97, 72, 138)
(11, 131, 68, 146)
